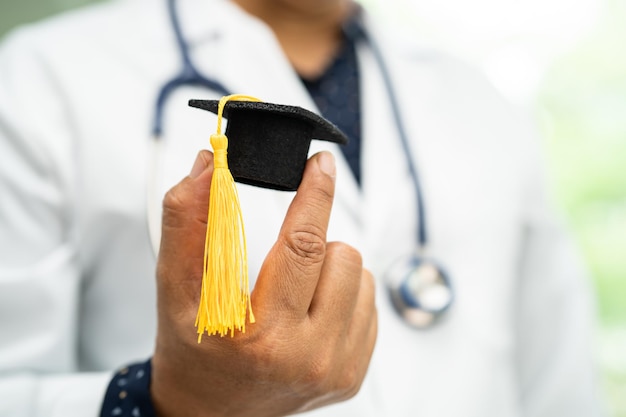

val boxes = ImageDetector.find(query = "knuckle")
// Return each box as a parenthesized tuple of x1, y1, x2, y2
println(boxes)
(362, 269, 376, 298)
(326, 242, 362, 266)
(282, 226, 327, 267)
(161, 187, 187, 227)
(302, 353, 334, 389)
(161, 182, 206, 230)
(336, 365, 361, 399)
(342, 381, 363, 401)
(298, 346, 362, 398)
(162, 187, 184, 211)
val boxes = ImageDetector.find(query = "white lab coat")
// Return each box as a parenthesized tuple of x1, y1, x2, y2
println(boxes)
(0, 0, 602, 416)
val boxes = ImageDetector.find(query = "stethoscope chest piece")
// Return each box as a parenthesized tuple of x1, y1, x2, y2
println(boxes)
(385, 254, 453, 328)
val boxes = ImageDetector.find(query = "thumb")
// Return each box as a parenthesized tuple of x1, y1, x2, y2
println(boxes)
(157, 150, 214, 311)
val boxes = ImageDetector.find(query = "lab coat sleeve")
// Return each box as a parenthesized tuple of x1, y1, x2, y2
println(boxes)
(0, 28, 111, 416)
(515, 132, 604, 416)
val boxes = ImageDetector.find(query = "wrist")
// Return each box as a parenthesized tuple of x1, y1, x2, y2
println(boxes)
(150, 353, 212, 417)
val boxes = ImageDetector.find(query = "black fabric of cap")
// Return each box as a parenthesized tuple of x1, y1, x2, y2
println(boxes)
(189, 99, 348, 191)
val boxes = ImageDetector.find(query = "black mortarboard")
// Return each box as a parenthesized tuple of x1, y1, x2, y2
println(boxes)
(189, 99, 348, 191)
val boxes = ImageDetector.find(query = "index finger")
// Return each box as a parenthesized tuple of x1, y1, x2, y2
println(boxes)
(252, 151, 337, 317)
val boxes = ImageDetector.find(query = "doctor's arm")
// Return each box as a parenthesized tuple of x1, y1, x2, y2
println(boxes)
(0, 32, 113, 417)
(515, 151, 604, 416)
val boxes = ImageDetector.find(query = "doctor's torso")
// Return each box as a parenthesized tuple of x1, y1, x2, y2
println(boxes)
(1, 0, 539, 415)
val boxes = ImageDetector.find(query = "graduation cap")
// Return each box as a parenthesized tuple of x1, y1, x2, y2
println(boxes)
(189, 98, 348, 191)
(190, 95, 348, 341)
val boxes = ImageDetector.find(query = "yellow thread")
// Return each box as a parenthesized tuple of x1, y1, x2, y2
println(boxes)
(195, 94, 260, 341)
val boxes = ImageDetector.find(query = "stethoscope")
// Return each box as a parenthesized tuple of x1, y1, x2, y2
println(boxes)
(150, 0, 454, 329)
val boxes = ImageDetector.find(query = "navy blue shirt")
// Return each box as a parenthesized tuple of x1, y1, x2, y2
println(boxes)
(302, 34, 362, 185)
(100, 360, 155, 417)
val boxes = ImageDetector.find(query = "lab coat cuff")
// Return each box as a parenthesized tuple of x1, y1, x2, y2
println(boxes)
(100, 359, 155, 417)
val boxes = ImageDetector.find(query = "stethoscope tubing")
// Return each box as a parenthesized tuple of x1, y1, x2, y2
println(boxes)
(343, 17, 428, 250)
(149, 0, 454, 326)
(152, 0, 231, 138)
(153, 0, 427, 250)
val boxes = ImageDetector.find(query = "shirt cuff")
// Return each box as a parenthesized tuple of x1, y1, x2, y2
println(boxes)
(100, 359, 156, 417)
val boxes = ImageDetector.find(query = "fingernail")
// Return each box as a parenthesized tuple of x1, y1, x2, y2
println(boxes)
(318, 152, 336, 179)
(189, 152, 207, 179)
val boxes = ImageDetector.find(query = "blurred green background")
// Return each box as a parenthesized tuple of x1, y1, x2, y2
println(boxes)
(1, 0, 624, 414)
(539, 0, 626, 413)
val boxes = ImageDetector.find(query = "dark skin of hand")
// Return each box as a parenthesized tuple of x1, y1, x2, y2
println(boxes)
(151, 151, 378, 417)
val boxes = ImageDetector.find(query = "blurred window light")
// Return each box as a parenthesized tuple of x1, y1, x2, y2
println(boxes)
(358, 0, 604, 107)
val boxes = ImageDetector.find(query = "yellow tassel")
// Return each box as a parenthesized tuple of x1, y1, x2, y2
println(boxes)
(195, 94, 260, 341)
